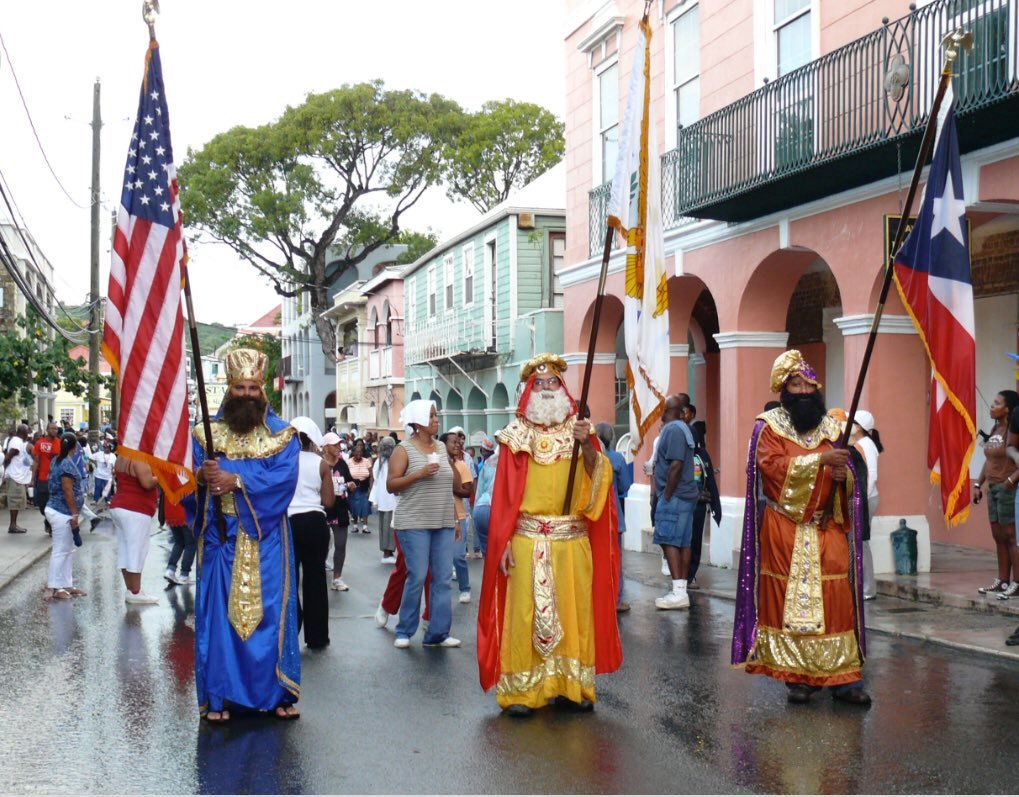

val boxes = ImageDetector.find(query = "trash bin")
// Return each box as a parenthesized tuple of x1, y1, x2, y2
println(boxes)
(890, 519, 917, 575)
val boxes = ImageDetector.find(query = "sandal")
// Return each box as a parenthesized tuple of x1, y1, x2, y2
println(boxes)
(68, 588, 87, 597)
(51, 589, 71, 600)
(274, 704, 300, 720)
(204, 710, 230, 724)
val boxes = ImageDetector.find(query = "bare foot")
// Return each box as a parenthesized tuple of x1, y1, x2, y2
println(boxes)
(274, 704, 300, 720)
(205, 710, 230, 723)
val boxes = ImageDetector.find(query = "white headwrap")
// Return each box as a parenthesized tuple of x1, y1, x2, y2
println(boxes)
(290, 416, 324, 447)
(400, 399, 435, 437)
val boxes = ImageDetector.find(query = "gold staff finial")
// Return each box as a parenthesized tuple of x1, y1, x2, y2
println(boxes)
(143, 0, 160, 41)
(942, 28, 974, 68)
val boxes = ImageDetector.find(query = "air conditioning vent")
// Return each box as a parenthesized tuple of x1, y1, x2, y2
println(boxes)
(518, 212, 535, 229)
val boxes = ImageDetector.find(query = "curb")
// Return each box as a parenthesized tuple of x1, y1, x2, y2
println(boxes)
(875, 578, 1019, 618)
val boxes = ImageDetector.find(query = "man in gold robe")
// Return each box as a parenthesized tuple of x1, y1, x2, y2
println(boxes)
(477, 354, 622, 717)
(731, 350, 871, 706)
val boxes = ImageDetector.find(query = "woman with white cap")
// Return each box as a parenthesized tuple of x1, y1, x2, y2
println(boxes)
(322, 432, 356, 591)
(385, 399, 462, 649)
(287, 416, 335, 649)
(849, 410, 882, 600)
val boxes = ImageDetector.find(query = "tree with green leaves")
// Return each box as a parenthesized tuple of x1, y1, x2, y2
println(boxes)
(0, 312, 97, 422)
(394, 228, 439, 266)
(227, 333, 283, 414)
(179, 81, 463, 360)
(443, 99, 565, 213)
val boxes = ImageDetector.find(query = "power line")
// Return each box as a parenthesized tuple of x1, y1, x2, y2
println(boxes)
(0, 29, 89, 210)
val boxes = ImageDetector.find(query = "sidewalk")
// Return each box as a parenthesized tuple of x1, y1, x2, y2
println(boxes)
(621, 541, 1019, 663)
(0, 506, 52, 591)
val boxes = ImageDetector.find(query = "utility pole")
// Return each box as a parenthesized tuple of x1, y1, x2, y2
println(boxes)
(88, 78, 101, 445)
(108, 209, 118, 430)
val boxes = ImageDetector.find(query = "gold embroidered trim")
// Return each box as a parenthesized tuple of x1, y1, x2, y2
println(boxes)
(194, 421, 296, 460)
(515, 514, 588, 540)
(779, 453, 820, 522)
(749, 626, 862, 676)
(531, 536, 563, 657)
(497, 417, 578, 464)
(783, 523, 825, 635)
(757, 408, 842, 450)
(761, 568, 848, 582)
(228, 526, 263, 641)
(495, 655, 596, 697)
(276, 516, 300, 698)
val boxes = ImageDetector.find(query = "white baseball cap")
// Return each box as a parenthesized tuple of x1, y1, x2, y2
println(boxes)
(853, 410, 875, 433)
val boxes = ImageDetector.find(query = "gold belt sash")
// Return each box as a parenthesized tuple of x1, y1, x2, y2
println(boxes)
(514, 514, 588, 658)
(764, 499, 825, 636)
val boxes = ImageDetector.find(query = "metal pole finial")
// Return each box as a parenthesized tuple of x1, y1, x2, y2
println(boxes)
(942, 28, 974, 66)
(142, 0, 160, 41)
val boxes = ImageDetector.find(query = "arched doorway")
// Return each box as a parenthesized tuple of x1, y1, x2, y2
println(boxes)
(445, 388, 464, 431)
(491, 383, 511, 431)
(380, 401, 390, 430)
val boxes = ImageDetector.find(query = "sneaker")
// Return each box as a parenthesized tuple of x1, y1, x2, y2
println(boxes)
(125, 591, 159, 605)
(978, 578, 1006, 594)
(661, 558, 670, 576)
(183, 574, 197, 585)
(361, 526, 371, 535)
(375, 603, 389, 628)
(7, 527, 26, 534)
(459, 591, 471, 604)
(688, 578, 700, 590)
(164, 568, 184, 585)
(394, 637, 411, 649)
(655, 591, 690, 610)
(997, 581, 1019, 600)
(381, 555, 397, 565)
(423, 636, 462, 648)
(331, 578, 349, 591)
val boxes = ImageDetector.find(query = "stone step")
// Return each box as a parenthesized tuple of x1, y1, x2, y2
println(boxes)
(876, 576, 1019, 618)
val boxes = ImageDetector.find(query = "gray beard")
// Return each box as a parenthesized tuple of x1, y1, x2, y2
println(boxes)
(524, 389, 571, 427)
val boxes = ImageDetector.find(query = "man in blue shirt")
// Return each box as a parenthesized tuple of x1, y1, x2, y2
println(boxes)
(652, 395, 699, 609)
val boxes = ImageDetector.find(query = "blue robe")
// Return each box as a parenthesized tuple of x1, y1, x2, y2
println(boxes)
(188, 408, 300, 714)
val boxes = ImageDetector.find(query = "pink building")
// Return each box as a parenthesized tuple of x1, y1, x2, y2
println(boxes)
(562, 0, 1019, 572)
(362, 267, 407, 435)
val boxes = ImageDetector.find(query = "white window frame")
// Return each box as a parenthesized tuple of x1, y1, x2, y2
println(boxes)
(405, 276, 415, 332)
(427, 265, 437, 319)
(462, 243, 475, 307)
(443, 254, 455, 314)
(591, 55, 620, 187)
(665, 1, 701, 152)
(484, 234, 498, 350)
(548, 231, 565, 310)
(753, 0, 820, 85)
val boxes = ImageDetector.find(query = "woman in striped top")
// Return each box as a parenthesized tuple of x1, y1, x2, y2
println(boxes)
(386, 400, 462, 649)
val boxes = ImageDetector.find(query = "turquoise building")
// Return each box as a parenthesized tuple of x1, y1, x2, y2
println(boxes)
(402, 164, 566, 443)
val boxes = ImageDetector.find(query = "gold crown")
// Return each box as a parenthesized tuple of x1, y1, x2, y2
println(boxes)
(226, 348, 268, 385)
(520, 353, 568, 382)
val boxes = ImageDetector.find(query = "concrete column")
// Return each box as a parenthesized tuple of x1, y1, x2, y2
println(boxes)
(563, 352, 616, 425)
(711, 331, 790, 568)
(836, 312, 931, 573)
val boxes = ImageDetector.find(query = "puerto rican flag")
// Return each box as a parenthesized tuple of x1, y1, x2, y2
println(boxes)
(893, 87, 976, 526)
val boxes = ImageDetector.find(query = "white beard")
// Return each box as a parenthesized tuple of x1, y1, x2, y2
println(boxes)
(524, 388, 572, 427)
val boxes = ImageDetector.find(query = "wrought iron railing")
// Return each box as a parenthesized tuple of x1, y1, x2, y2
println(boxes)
(589, 0, 1019, 249)
(588, 182, 612, 257)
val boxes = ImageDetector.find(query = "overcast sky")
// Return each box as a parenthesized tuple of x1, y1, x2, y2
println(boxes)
(0, 1, 566, 327)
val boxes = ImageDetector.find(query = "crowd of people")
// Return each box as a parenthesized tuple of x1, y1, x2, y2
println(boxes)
(11, 345, 1019, 723)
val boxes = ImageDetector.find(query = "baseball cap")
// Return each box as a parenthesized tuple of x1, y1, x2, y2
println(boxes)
(322, 432, 342, 446)
(854, 410, 875, 433)
(480, 436, 495, 451)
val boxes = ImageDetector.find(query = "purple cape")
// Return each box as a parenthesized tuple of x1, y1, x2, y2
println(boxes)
(731, 419, 867, 666)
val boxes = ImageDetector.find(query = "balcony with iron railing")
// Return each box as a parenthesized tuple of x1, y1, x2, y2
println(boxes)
(405, 314, 494, 364)
(589, 0, 1019, 251)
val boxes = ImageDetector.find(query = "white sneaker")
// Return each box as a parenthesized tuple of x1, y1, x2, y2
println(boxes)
(331, 577, 349, 591)
(375, 602, 389, 628)
(655, 591, 690, 610)
(661, 558, 670, 576)
(423, 636, 461, 648)
(394, 637, 411, 649)
(459, 591, 471, 604)
(125, 591, 159, 605)
(164, 569, 184, 585)
(184, 574, 197, 585)
(381, 555, 397, 565)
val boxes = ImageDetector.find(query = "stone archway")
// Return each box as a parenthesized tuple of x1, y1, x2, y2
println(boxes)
(491, 383, 511, 432)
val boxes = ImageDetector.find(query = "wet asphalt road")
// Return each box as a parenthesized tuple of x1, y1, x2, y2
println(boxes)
(2, 518, 1019, 794)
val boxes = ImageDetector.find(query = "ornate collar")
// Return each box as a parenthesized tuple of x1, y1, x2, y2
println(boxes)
(757, 407, 842, 450)
(194, 420, 296, 460)
(497, 416, 576, 465)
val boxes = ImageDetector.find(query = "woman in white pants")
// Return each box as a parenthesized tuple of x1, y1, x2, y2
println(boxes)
(44, 433, 87, 600)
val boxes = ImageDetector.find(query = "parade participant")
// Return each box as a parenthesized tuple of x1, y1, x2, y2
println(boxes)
(110, 451, 159, 605)
(190, 348, 301, 723)
(441, 431, 474, 605)
(347, 439, 374, 534)
(596, 422, 633, 612)
(477, 354, 620, 717)
(386, 400, 462, 649)
(369, 436, 399, 563)
(163, 492, 197, 586)
(44, 433, 87, 600)
(5, 425, 33, 534)
(32, 422, 60, 535)
(322, 432, 355, 590)
(471, 438, 498, 558)
(731, 350, 870, 706)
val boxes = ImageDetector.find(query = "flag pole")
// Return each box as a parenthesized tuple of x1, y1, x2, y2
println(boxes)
(142, 0, 226, 542)
(823, 29, 972, 523)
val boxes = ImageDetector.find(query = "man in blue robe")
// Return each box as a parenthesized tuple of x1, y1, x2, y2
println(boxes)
(189, 348, 301, 722)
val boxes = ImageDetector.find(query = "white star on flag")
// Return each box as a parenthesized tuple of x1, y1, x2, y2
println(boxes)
(930, 171, 967, 245)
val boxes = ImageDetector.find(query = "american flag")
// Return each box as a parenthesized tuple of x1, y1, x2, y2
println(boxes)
(102, 41, 194, 501)
(893, 86, 976, 526)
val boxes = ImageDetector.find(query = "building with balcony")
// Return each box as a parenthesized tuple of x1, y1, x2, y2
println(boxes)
(280, 245, 407, 429)
(362, 267, 407, 435)
(402, 164, 568, 441)
(322, 281, 371, 432)
(563, 0, 1019, 570)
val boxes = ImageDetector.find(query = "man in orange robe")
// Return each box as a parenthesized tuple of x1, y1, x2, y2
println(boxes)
(477, 353, 622, 717)
(731, 350, 870, 706)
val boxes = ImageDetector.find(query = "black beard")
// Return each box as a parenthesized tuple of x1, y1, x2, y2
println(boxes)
(780, 387, 826, 434)
(220, 394, 267, 434)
